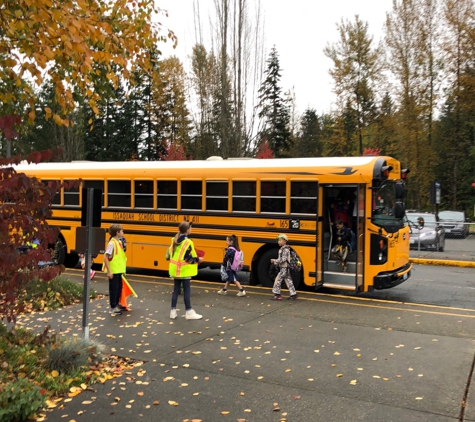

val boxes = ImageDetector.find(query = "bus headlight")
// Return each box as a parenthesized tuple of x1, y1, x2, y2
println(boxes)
(370, 234, 388, 265)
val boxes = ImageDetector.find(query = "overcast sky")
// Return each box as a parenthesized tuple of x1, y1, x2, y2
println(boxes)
(158, 0, 394, 115)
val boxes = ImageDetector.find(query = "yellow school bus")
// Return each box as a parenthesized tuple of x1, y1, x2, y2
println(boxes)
(16, 156, 411, 292)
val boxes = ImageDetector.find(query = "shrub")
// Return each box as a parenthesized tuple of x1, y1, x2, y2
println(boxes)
(46, 337, 105, 373)
(0, 378, 47, 422)
(21, 275, 97, 312)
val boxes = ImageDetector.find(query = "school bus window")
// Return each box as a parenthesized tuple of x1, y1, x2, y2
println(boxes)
(261, 181, 286, 213)
(83, 180, 104, 206)
(134, 180, 154, 209)
(232, 181, 256, 212)
(206, 181, 228, 212)
(64, 180, 80, 206)
(108, 180, 131, 208)
(42, 180, 61, 205)
(157, 180, 177, 210)
(181, 181, 202, 210)
(291, 181, 318, 214)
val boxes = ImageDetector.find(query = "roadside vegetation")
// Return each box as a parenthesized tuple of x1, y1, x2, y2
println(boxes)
(0, 275, 128, 422)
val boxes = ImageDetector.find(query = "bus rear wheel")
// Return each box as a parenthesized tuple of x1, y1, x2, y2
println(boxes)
(55, 238, 79, 268)
(257, 249, 279, 287)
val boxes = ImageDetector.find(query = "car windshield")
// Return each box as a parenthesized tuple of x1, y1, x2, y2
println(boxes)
(407, 213, 437, 227)
(439, 211, 463, 221)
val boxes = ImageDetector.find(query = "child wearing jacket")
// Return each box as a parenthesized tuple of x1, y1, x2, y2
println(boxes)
(270, 234, 297, 301)
(217, 234, 246, 297)
(331, 218, 351, 272)
(167, 221, 203, 320)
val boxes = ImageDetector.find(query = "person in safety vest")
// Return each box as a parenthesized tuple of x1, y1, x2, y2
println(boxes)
(166, 221, 203, 320)
(103, 224, 126, 315)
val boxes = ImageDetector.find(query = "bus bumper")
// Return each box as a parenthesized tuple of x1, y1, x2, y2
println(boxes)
(373, 263, 412, 290)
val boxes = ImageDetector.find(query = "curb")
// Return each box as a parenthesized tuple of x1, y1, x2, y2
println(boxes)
(410, 258, 475, 268)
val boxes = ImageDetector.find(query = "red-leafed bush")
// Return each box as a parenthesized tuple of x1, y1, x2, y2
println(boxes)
(159, 140, 190, 161)
(362, 147, 381, 156)
(256, 139, 274, 159)
(0, 149, 66, 323)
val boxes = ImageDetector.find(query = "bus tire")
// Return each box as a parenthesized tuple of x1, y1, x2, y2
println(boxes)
(257, 249, 279, 287)
(53, 238, 66, 265)
(290, 268, 302, 290)
(55, 238, 79, 268)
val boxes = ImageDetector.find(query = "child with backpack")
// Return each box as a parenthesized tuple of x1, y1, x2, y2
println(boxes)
(217, 235, 246, 297)
(331, 218, 352, 272)
(270, 234, 297, 301)
(79, 252, 96, 280)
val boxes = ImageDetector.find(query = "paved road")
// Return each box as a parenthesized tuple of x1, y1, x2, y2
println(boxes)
(18, 266, 475, 422)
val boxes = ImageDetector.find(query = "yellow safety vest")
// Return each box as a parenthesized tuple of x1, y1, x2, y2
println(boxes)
(107, 237, 127, 274)
(168, 237, 198, 278)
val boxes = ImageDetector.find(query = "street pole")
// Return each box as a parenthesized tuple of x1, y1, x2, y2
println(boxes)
(82, 188, 93, 340)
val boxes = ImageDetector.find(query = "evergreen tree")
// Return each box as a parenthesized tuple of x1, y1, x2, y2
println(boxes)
(374, 92, 398, 157)
(438, 0, 475, 209)
(293, 108, 322, 158)
(21, 81, 87, 161)
(84, 82, 138, 161)
(257, 46, 292, 158)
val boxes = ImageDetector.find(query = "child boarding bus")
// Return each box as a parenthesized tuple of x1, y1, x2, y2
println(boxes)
(15, 156, 411, 292)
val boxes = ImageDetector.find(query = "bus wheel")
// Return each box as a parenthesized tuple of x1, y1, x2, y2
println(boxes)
(55, 238, 79, 268)
(53, 238, 66, 265)
(257, 249, 279, 287)
(290, 269, 302, 290)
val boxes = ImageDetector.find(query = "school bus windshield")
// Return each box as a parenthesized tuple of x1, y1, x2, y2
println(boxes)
(372, 182, 400, 226)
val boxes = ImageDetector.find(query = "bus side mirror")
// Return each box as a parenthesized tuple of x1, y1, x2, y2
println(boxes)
(395, 183, 405, 200)
(394, 202, 405, 219)
(382, 222, 401, 234)
(417, 217, 425, 229)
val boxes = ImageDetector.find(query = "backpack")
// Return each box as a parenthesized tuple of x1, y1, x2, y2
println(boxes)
(348, 230, 356, 252)
(229, 247, 244, 271)
(288, 247, 302, 272)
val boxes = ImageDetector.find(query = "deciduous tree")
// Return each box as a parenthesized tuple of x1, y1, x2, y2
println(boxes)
(324, 15, 382, 155)
(0, 149, 68, 322)
(0, 0, 176, 126)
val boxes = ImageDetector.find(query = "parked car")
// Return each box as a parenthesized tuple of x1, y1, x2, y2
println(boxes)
(406, 212, 446, 251)
(438, 210, 469, 238)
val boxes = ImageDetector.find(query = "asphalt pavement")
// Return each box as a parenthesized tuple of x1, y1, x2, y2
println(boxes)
(18, 260, 475, 422)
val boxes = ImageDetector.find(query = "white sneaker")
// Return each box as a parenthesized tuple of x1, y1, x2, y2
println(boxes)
(170, 309, 177, 319)
(236, 290, 246, 297)
(185, 309, 202, 320)
(217, 289, 227, 295)
(110, 307, 122, 315)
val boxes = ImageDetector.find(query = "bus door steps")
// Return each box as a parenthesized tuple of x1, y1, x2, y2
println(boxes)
(321, 281, 356, 291)
(325, 259, 357, 273)
(323, 270, 356, 290)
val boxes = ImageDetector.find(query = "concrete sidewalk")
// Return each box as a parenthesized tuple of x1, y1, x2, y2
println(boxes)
(18, 273, 475, 422)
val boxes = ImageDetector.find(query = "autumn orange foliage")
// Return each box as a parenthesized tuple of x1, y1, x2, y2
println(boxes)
(0, 0, 176, 125)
